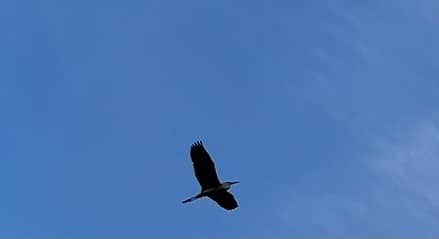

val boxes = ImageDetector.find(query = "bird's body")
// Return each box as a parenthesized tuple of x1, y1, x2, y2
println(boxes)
(182, 141, 239, 210)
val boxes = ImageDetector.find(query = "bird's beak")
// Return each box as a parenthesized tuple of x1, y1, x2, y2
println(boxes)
(231, 181, 240, 185)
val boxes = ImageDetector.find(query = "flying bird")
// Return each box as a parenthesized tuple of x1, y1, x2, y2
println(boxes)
(182, 141, 239, 210)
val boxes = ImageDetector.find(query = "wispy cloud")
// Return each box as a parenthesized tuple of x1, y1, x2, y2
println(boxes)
(280, 0, 439, 236)
(284, 119, 439, 236)
(368, 120, 439, 211)
(284, 0, 439, 139)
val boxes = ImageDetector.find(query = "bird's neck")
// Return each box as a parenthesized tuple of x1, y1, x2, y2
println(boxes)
(220, 182, 231, 190)
(202, 183, 231, 194)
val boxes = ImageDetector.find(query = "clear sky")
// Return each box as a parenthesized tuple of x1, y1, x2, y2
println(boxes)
(1, 0, 438, 237)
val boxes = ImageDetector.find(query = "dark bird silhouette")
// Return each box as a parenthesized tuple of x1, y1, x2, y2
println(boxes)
(182, 141, 239, 210)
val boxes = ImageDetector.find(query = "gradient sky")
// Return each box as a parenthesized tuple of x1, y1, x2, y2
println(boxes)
(1, 0, 439, 237)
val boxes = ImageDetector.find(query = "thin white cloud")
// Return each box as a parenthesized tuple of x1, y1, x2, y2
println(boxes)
(284, 120, 439, 236)
(289, 0, 438, 140)
(281, 1, 439, 235)
(368, 120, 439, 210)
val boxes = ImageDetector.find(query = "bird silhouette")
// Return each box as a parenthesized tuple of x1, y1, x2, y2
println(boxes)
(182, 141, 239, 210)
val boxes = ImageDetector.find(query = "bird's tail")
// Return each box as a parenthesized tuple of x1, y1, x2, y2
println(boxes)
(182, 193, 202, 203)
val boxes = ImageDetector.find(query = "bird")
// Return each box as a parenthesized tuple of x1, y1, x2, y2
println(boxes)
(182, 141, 239, 210)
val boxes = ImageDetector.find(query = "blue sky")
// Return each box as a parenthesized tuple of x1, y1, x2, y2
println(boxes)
(1, 0, 438, 237)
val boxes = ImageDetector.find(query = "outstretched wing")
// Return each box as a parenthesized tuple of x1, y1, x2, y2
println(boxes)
(208, 190, 238, 210)
(190, 141, 221, 190)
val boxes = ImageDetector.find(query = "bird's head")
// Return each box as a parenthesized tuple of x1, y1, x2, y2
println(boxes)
(227, 181, 240, 186)
(222, 181, 239, 190)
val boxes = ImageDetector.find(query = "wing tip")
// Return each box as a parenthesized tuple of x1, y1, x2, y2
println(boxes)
(224, 204, 239, 210)
(191, 140, 204, 148)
